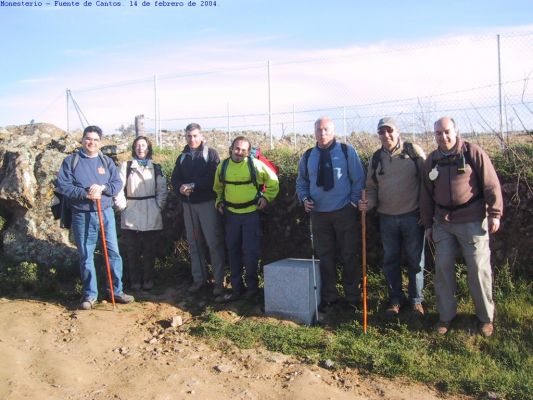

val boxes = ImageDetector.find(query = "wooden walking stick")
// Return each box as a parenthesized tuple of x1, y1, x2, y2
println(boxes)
(361, 189, 367, 334)
(96, 198, 116, 310)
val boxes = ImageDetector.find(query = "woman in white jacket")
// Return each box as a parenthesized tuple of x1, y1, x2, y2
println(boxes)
(114, 136, 168, 290)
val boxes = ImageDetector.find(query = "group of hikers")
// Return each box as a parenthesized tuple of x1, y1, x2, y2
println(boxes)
(55, 114, 502, 337)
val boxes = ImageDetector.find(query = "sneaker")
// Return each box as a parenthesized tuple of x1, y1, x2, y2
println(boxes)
(412, 303, 425, 317)
(213, 284, 225, 297)
(113, 292, 135, 304)
(79, 298, 96, 310)
(435, 320, 451, 335)
(385, 303, 401, 317)
(479, 322, 494, 337)
(142, 280, 154, 291)
(188, 281, 205, 294)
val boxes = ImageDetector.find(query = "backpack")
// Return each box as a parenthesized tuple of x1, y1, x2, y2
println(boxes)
(51, 151, 114, 229)
(430, 142, 484, 211)
(219, 147, 278, 208)
(371, 141, 420, 185)
(303, 142, 351, 183)
(124, 161, 163, 200)
(178, 145, 209, 165)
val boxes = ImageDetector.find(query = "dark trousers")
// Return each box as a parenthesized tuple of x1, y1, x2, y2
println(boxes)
(122, 229, 159, 286)
(311, 204, 361, 303)
(224, 210, 261, 294)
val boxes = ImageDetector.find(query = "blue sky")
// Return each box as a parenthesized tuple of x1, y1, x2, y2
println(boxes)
(1, 0, 532, 133)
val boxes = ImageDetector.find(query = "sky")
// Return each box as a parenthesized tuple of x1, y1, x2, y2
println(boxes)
(1, 0, 532, 135)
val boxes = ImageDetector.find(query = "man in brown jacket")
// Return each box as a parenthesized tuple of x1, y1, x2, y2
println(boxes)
(420, 117, 503, 337)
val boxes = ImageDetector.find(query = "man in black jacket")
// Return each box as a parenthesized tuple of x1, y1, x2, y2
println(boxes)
(171, 123, 226, 296)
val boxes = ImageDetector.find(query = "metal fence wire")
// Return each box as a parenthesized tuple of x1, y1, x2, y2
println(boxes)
(64, 32, 533, 145)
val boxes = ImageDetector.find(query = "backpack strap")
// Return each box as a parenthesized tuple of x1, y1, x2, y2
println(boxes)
(370, 149, 382, 185)
(125, 161, 161, 200)
(371, 142, 419, 185)
(304, 143, 351, 182)
(431, 142, 484, 211)
(401, 142, 420, 179)
(219, 157, 261, 208)
(179, 145, 209, 165)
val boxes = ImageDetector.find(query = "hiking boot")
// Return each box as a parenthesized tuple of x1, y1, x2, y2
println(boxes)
(142, 280, 154, 291)
(435, 320, 451, 335)
(412, 303, 425, 317)
(244, 289, 259, 300)
(385, 303, 401, 317)
(79, 298, 96, 310)
(479, 322, 494, 337)
(221, 292, 242, 303)
(113, 292, 135, 304)
(344, 300, 360, 311)
(213, 284, 225, 297)
(188, 281, 204, 294)
(318, 300, 338, 313)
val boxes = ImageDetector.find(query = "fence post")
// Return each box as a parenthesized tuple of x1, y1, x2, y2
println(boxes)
(135, 115, 145, 137)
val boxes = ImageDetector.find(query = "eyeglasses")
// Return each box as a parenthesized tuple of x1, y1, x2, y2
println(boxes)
(378, 126, 393, 135)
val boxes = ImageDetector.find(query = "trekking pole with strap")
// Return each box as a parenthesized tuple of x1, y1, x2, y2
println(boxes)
(361, 189, 367, 334)
(309, 214, 320, 325)
(95, 198, 116, 310)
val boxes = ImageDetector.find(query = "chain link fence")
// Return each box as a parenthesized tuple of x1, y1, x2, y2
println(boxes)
(62, 32, 533, 146)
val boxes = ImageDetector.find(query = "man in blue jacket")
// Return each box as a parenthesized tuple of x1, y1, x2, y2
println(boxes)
(56, 125, 134, 310)
(296, 117, 365, 312)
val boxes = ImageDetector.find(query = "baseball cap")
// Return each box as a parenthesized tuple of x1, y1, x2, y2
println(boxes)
(377, 117, 397, 130)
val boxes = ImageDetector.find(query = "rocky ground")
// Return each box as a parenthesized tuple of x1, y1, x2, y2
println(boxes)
(0, 289, 473, 400)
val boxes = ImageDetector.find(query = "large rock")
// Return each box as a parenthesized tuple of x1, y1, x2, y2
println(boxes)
(0, 124, 81, 265)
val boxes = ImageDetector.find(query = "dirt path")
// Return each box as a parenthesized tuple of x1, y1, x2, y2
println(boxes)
(0, 295, 471, 400)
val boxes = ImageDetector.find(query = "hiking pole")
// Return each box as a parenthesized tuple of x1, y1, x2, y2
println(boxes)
(361, 189, 367, 334)
(309, 214, 320, 325)
(96, 198, 116, 310)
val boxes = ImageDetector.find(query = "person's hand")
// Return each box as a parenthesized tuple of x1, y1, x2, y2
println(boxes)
(87, 184, 104, 200)
(488, 217, 500, 233)
(425, 228, 433, 242)
(303, 198, 314, 213)
(358, 199, 368, 212)
(180, 183, 193, 196)
(216, 202, 224, 215)
(257, 197, 268, 210)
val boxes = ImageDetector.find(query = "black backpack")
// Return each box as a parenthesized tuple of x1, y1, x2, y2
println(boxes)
(303, 142, 352, 183)
(370, 141, 420, 185)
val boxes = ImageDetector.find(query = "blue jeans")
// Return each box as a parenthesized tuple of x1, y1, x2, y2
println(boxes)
(379, 210, 424, 305)
(72, 207, 124, 301)
(224, 210, 261, 294)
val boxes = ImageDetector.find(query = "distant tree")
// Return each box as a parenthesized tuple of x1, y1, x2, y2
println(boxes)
(116, 124, 135, 135)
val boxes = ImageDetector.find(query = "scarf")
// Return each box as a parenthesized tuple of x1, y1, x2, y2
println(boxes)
(135, 158, 148, 167)
(316, 139, 336, 191)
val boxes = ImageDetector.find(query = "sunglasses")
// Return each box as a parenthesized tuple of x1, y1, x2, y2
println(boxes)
(378, 126, 393, 135)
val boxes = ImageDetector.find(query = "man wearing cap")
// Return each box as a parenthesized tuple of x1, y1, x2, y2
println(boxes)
(296, 116, 365, 312)
(359, 117, 426, 317)
(420, 116, 502, 337)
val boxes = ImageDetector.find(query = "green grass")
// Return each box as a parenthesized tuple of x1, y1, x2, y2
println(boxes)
(189, 266, 533, 400)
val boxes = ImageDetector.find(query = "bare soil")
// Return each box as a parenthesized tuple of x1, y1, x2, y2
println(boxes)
(0, 292, 472, 400)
